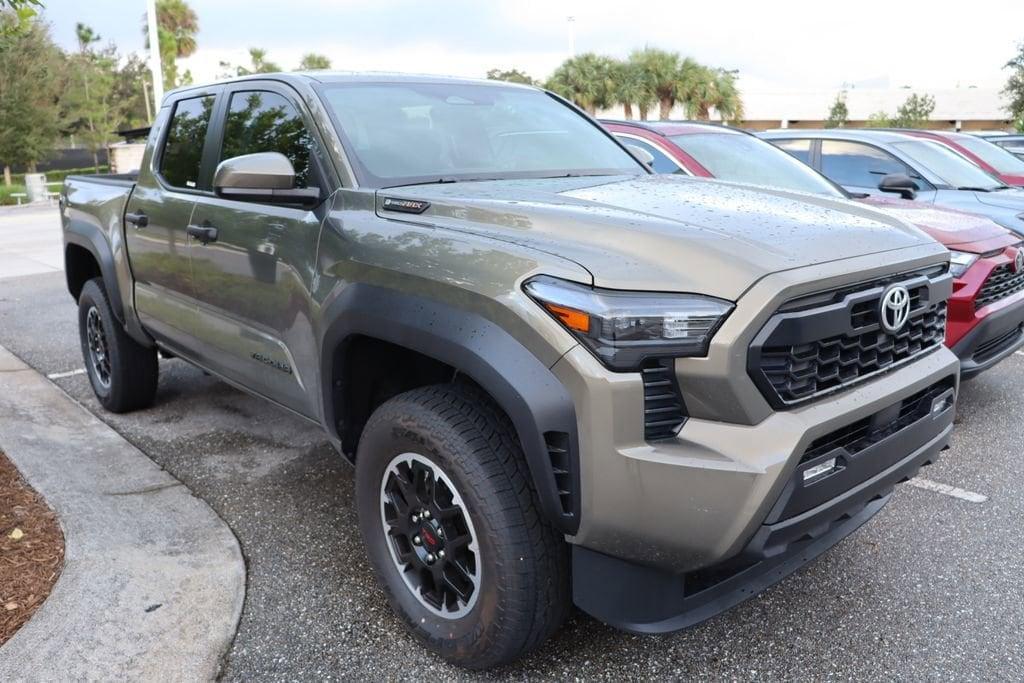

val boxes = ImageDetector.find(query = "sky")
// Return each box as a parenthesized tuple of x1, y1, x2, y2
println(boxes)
(38, 0, 1024, 93)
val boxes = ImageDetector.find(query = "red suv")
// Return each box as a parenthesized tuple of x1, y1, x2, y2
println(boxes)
(604, 119, 1024, 377)
(885, 129, 1024, 187)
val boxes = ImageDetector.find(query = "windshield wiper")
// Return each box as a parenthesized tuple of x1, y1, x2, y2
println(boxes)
(956, 186, 1000, 192)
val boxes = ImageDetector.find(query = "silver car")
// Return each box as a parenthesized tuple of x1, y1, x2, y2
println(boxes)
(761, 129, 1024, 238)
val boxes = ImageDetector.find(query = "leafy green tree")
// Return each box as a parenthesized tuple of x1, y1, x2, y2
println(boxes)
(0, 11, 63, 184)
(628, 47, 690, 120)
(1002, 42, 1024, 132)
(142, 0, 198, 90)
(114, 52, 155, 127)
(544, 53, 616, 115)
(686, 66, 743, 123)
(865, 110, 892, 127)
(891, 92, 935, 128)
(298, 53, 331, 71)
(63, 23, 124, 172)
(825, 91, 848, 128)
(0, 0, 41, 38)
(611, 58, 653, 120)
(219, 47, 282, 78)
(486, 68, 535, 85)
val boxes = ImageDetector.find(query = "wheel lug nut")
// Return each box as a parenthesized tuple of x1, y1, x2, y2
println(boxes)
(437, 550, 445, 559)
(412, 535, 422, 545)
(426, 553, 436, 564)
(436, 528, 444, 538)
(422, 510, 431, 519)
(411, 514, 419, 523)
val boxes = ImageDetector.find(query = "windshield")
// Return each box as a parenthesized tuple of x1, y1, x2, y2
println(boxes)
(669, 132, 844, 197)
(317, 82, 643, 187)
(892, 140, 1006, 190)
(948, 134, 1024, 175)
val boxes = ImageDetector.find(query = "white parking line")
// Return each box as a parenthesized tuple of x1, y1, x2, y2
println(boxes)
(908, 477, 988, 503)
(47, 368, 86, 380)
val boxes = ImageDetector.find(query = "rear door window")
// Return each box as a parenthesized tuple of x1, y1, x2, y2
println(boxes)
(160, 95, 216, 189)
(220, 90, 315, 188)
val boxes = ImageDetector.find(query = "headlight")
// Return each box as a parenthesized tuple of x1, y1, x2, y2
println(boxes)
(948, 250, 978, 278)
(523, 275, 733, 371)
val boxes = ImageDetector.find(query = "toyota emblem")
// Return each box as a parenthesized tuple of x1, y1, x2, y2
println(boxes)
(1015, 248, 1024, 274)
(879, 285, 911, 334)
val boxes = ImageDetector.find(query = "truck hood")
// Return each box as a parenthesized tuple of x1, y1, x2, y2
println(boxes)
(378, 175, 941, 299)
(858, 195, 1018, 253)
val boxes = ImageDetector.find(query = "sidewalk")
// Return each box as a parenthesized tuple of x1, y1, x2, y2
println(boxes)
(0, 204, 62, 280)
(0, 345, 245, 680)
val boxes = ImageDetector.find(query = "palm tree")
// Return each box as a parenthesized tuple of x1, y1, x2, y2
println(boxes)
(545, 53, 616, 115)
(612, 58, 654, 120)
(630, 47, 687, 120)
(682, 66, 743, 123)
(298, 53, 331, 71)
(142, 0, 199, 89)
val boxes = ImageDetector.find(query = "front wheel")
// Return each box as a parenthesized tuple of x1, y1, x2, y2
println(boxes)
(355, 384, 569, 669)
(77, 278, 158, 413)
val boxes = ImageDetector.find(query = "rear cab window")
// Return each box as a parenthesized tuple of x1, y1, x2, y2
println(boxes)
(159, 95, 216, 189)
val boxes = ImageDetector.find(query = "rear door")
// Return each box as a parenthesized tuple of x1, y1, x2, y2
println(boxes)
(125, 89, 221, 348)
(185, 81, 335, 418)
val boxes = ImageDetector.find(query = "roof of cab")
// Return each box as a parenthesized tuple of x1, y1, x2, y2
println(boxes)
(164, 71, 537, 103)
(759, 129, 920, 144)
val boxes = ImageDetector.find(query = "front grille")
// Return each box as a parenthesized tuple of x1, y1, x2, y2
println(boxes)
(976, 263, 1024, 310)
(749, 269, 952, 407)
(801, 377, 955, 464)
(641, 359, 687, 440)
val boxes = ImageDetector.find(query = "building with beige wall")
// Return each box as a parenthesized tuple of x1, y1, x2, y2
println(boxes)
(600, 87, 1017, 132)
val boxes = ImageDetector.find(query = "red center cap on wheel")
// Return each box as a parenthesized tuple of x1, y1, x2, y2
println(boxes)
(420, 525, 439, 549)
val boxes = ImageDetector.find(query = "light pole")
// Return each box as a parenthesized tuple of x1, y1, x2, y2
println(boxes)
(146, 0, 163, 118)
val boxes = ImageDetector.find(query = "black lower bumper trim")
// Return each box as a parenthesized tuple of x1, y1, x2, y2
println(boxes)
(572, 417, 952, 634)
(953, 298, 1024, 379)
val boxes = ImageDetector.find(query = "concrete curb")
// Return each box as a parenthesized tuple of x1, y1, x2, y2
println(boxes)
(0, 345, 246, 680)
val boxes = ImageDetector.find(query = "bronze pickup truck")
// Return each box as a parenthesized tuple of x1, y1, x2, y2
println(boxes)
(61, 72, 958, 669)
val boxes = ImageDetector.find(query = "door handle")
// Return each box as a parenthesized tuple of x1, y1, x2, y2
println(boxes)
(125, 211, 148, 228)
(186, 223, 219, 245)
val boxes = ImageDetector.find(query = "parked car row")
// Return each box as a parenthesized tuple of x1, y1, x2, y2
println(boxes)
(603, 120, 1024, 378)
(61, 73, 1001, 669)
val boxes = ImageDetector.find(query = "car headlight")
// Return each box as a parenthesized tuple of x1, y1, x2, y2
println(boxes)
(523, 275, 733, 371)
(948, 250, 979, 278)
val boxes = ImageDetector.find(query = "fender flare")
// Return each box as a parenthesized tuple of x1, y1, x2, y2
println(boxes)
(64, 220, 127, 324)
(320, 283, 581, 535)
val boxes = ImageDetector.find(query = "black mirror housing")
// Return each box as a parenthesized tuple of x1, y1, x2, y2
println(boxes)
(877, 173, 919, 200)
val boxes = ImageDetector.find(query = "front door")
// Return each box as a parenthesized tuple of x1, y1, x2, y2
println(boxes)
(124, 92, 219, 349)
(186, 83, 333, 418)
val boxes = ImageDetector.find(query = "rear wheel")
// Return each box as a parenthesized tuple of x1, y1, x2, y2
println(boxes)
(77, 278, 158, 413)
(355, 384, 569, 669)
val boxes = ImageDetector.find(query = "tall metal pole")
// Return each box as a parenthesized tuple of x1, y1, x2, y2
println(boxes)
(146, 0, 163, 115)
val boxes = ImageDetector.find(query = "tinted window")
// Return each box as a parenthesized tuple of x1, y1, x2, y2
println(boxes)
(772, 138, 812, 165)
(672, 133, 842, 197)
(614, 135, 685, 174)
(318, 82, 642, 187)
(160, 95, 215, 189)
(819, 140, 912, 188)
(222, 91, 315, 187)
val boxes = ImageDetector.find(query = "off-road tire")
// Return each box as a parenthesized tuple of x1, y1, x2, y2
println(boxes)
(355, 383, 570, 669)
(77, 278, 158, 413)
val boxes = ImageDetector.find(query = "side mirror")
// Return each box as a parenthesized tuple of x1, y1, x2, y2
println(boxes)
(624, 144, 655, 167)
(213, 152, 320, 207)
(877, 173, 919, 200)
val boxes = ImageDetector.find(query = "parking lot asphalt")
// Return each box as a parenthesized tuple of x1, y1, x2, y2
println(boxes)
(2, 222, 1023, 679)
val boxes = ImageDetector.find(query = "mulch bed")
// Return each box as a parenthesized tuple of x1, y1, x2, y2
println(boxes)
(0, 450, 64, 645)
